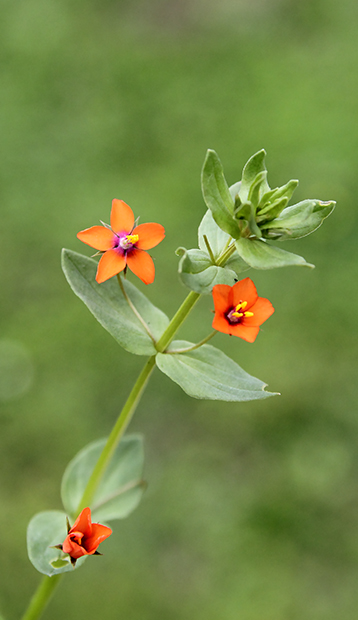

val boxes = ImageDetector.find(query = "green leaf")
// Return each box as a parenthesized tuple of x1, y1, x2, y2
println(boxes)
(27, 510, 86, 576)
(198, 210, 231, 258)
(156, 341, 277, 402)
(239, 150, 269, 202)
(261, 199, 336, 240)
(177, 247, 249, 294)
(201, 150, 239, 238)
(61, 249, 169, 356)
(235, 238, 314, 269)
(61, 435, 145, 522)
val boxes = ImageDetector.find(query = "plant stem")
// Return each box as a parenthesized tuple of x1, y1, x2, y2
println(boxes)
(166, 330, 217, 353)
(216, 242, 236, 266)
(76, 354, 156, 512)
(21, 288, 202, 620)
(156, 290, 200, 352)
(21, 575, 63, 620)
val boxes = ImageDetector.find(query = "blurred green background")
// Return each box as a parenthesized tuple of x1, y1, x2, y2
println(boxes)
(1, 0, 358, 618)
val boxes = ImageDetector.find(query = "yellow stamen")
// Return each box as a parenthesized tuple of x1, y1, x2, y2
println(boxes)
(126, 234, 139, 244)
(235, 301, 248, 312)
(244, 311, 254, 317)
(232, 311, 244, 318)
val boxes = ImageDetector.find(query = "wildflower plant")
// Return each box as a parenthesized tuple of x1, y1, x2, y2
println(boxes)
(22, 150, 334, 619)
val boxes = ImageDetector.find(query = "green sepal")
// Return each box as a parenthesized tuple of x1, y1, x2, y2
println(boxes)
(235, 238, 314, 269)
(256, 196, 290, 222)
(247, 171, 269, 208)
(61, 435, 145, 522)
(27, 510, 87, 576)
(239, 150, 270, 203)
(61, 249, 169, 356)
(201, 150, 239, 238)
(261, 199, 336, 240)
(156, 341, 278, 402)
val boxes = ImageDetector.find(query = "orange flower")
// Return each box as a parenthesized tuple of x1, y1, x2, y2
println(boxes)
(212, 278, 274, 343)
(59, 507, 112, 566)
(77, 200, 165, 284)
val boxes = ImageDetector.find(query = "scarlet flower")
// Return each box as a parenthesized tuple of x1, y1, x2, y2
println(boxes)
(58, 507, 112, 566)
(212, 278, 274, 342)
(77, 199, 165, 284)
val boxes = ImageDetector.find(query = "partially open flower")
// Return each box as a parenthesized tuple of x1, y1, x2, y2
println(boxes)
(56, 507, 112, 566)
(212, 278, 274, 342)
(77, 199, 165, 284)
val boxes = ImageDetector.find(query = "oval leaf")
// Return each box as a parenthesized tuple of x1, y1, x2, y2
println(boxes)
(156, 341, 277, 402)
(177, 247, 248, 294)
(27, 510, 86, 576)
(239, 150, 269, 203)
(61, 435, 145, 522)
(61, 249, 169, 355)
(198, 210, 231, 258)
(235, 238, 314, 269)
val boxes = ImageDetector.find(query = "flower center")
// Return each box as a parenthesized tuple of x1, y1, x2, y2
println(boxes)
(118, 234, 139, 250)
(226, 300, 254, 324)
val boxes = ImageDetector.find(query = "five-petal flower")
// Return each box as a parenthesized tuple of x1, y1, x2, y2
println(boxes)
(212, 278, 274, 342)
(59, 507, 112, 566)
(77, 200, 165, 284)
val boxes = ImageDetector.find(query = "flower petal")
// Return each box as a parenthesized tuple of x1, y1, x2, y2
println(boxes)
(229, 324, 261, 343)
(96, 250, 126, 283)
(77, 226, 115, 251)
(62, 535, 89, 558)
(133, 223, 165, 250)
(85, 523, 113, 554)
(212, 284, 234, 316)
(111, 199, 135, 234)
(232, 278, 258, 308)
(242, 297, 275, 327)
(126, 249, 155, 284)
(70, 507, 92, 537)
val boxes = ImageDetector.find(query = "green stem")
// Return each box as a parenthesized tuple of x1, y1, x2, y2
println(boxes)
(21, 575, 63, 620)
(76, 354, 156, 512)
(21, 289, 201, 620)
(166, 330, 217, 353)
(156, 291, 200, 352)
(216, 242, 236, 266)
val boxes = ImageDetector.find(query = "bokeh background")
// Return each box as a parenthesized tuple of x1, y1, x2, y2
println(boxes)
(1, 0, 358, 618)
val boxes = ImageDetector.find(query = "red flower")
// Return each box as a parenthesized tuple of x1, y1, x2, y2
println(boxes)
(212, 278, 274, 343)
(60, 507, 112, 565)
(77, 200, 165, 284)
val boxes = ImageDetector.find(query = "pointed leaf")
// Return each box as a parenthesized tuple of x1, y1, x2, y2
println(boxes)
(156, 341, 277, 402)
(62, 249, 169, 355)
(61, 435, 145, 522)
(201, 150, 239, 238)
(259, 179, 299, 209)
(235, 238, 314, 269)
(239, 150, 269, 202)
(27, 510, 86, 576)
(261, 199, 335, 240)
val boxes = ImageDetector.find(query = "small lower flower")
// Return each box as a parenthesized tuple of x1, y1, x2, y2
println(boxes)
(77, 199, 165, 284)
(54, 507, 112, 566)
(212, 278, 274, 342)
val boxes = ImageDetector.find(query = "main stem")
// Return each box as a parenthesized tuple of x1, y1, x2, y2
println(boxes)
(21, 289, 201, 620)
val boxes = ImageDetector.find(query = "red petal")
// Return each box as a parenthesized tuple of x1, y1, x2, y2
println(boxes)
(62, 535, 89, 558)
(229, 324, 260, 342)
(133, 223, 165, 250)
(212, 284, 233, 316)
(85, 523, 112, 554)
(110, 199, 134, 234)
(242, 296, 275, 327)
(96, 250, 126, 283)
(77, 226, 115, 251)
(232, 278, 258, 308)
(126, 249, 155, 284)
(70, 507, 92, 537)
